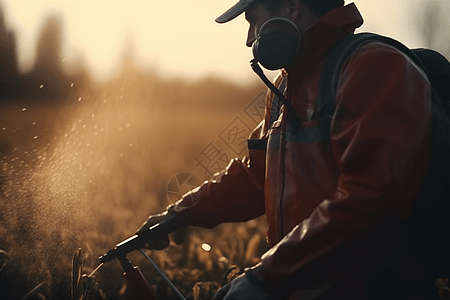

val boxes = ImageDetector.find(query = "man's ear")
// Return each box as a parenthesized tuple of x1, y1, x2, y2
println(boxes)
(278, 0, 302, 21)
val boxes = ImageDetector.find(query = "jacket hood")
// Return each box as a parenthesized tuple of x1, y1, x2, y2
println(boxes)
(287, 3, 364, 72)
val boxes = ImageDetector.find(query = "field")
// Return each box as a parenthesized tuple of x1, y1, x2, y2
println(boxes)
(0, 65, 449, 300)
(0, 65, 274, 300)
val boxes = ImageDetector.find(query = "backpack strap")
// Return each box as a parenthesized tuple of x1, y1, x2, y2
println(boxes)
(317, 33, 427, 139)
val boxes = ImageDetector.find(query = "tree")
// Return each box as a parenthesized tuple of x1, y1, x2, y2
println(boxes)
(27, 13, 69, 100)
(416, 0, 450, 59)
(0, 2, 19, 99)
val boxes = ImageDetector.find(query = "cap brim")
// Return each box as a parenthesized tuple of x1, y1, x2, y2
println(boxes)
(215, 0, 257, 23)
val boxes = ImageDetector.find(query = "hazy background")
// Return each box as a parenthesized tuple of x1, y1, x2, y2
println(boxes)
(0, 1, 448, 300)
(1, 0, 449, 85)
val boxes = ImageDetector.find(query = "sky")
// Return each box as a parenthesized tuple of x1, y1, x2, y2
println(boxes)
(1, 0, 447, 85)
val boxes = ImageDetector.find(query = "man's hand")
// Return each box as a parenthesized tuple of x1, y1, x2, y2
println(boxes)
(212, 273, 274, 300)
(135, 211, 173, 250)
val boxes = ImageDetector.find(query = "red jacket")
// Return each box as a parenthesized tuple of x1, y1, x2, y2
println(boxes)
(173, 4, 434, 299)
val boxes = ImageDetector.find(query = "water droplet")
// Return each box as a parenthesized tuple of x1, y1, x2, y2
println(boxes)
(1, 127, 5, 130)
(103, 99, 107, 103)
(119, 153, 123, 157)
(120, 95, 123, 100)
(71, 83, 74, 87)
(118, 127, 122, 131)
(32, 122, 36, 126)
(128, 143, 133, 147)
(33, 136, 38, 139)
(39, 85, 44, 89)
(78, 97, 82, 102)
(201, 243, 211, 252)
(22, 108, 26, 112)
(126, 123, 130, 128)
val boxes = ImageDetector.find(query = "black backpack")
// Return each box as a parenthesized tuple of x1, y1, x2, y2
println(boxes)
(317, 32, 450, 278)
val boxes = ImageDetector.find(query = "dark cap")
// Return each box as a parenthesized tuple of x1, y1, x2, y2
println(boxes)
(215, 0, 259, 23)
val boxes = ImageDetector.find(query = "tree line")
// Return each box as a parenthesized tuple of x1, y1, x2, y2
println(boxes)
(0, 6, 90, 103)
(0, 1, 447, 104)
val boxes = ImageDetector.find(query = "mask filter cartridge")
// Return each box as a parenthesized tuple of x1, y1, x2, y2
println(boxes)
(252, 17, 300, 70)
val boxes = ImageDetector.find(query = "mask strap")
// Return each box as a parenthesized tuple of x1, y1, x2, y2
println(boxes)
(250, 59, 300, 128)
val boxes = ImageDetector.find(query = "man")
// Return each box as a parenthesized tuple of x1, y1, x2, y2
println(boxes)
(137, 0, 437, 299)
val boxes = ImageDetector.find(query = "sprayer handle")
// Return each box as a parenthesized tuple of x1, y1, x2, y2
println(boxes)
(98, 214, 183, 263)
(141, 214, 184, 241)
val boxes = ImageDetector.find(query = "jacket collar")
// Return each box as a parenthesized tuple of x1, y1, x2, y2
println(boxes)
(286, 3, 364, 72)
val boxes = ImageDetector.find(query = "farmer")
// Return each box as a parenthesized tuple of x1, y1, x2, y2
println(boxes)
(137, 0, 437, 299)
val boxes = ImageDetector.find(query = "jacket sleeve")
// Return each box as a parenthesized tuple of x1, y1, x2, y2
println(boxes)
(250, 43, 433, 291)
(172, 147, 266, 229)
(170, 73, 287, 229)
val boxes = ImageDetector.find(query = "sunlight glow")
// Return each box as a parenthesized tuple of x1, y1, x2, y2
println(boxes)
(1, 0, 447, 84)
(202, 243, 211, 252)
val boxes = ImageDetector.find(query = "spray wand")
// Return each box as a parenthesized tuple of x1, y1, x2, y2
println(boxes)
(96, 215, 187, 300)
(98, 214, 183, 263)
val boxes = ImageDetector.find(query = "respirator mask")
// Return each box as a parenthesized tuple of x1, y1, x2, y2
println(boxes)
(250, 17, 301, 125)
(252, 17, 300, 70)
